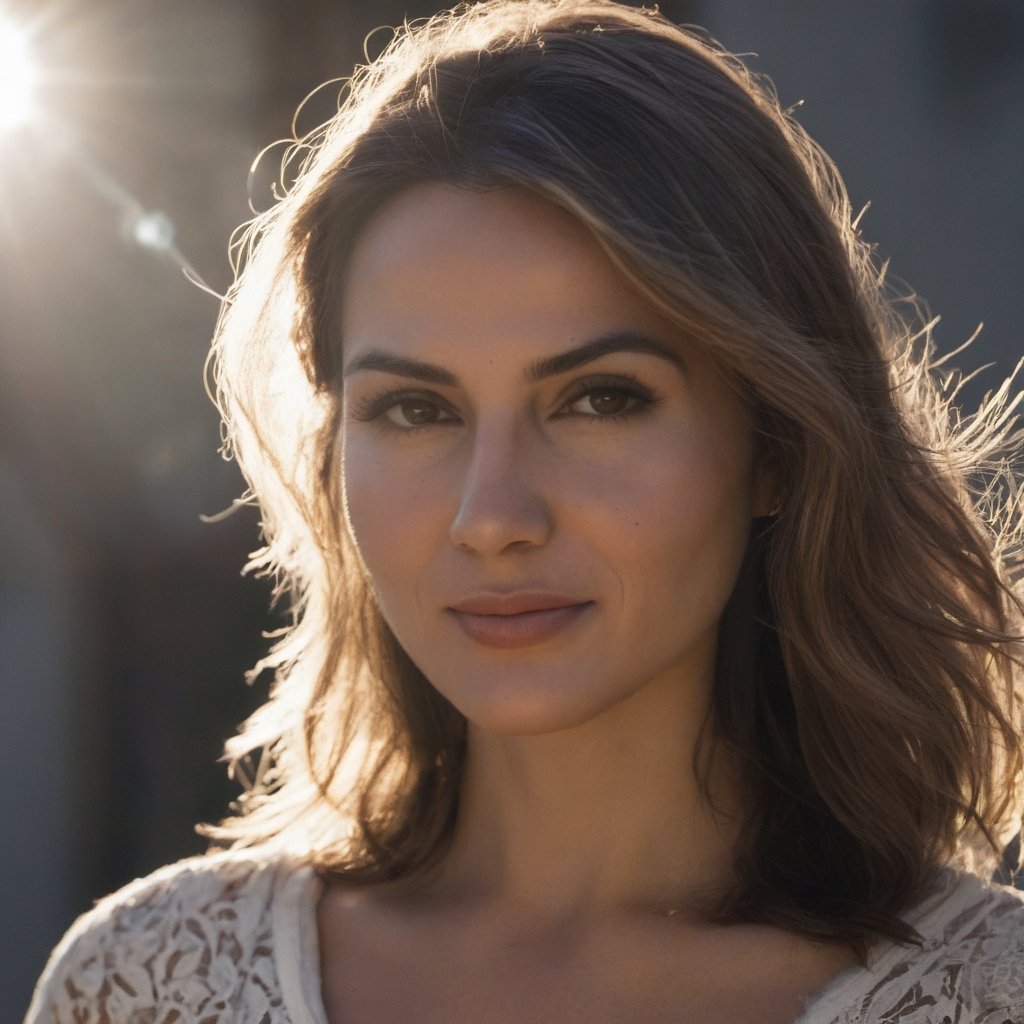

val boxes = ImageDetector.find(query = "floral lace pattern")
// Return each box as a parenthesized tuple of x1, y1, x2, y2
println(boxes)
(799, 869, 1024, 1024)
(24, 849, 1024, 1024)
(25, 852, 292, 1024)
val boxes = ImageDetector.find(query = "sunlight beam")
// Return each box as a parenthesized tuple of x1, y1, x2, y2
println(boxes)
(0, 16, 36, 133)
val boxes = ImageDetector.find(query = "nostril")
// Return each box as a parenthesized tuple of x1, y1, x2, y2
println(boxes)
(448, 480, 552, 555)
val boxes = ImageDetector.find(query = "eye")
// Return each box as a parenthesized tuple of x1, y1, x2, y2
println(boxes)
(567, 387, 638, 417)
(383, 396, 455, 428)
(350, 389, 459, 432)
(559, 375, 655, 420)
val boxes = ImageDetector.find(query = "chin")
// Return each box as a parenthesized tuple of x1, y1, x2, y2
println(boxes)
(464, 709, 603, 739)
(443, 676, 633, 739)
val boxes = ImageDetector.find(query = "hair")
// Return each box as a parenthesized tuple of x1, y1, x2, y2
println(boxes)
(205, 0, 1024, 956)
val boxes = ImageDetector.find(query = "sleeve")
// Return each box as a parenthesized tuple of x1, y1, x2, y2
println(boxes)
(854, 877, 1024, 1024)
(966, 893, 1024, 1024)
(22, 853, 283, 1024)
(23, 882, 167, 1024)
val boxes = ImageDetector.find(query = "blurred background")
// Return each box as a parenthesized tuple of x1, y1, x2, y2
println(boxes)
(3, 0, 1022, 1012)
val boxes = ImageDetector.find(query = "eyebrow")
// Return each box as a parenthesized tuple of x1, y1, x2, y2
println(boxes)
(341, 331, 687, 386)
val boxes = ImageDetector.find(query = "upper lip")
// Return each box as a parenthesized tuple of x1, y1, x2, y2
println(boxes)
(449, 592, 590, 616)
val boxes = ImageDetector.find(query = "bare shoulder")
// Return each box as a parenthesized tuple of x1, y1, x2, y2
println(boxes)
(23, 846, 299, 1024)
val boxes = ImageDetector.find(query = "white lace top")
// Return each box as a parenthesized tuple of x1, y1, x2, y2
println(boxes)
(23, 847, 1024, 1024)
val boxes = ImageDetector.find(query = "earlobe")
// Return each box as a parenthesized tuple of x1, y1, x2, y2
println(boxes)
(752, 456, 783, 519)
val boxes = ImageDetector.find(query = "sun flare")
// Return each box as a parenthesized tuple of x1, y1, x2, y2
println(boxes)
(0, 17, 37, 133)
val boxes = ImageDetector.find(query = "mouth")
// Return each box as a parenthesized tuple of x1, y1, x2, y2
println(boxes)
(447, 594, 595, 649)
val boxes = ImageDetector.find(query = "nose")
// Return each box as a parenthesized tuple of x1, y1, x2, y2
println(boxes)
(449, 425, 553, 556)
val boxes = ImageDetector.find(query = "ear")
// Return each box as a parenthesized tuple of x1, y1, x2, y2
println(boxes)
(751, 453, 782, 519)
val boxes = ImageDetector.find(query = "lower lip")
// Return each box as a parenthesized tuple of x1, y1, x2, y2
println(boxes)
(448, 603, 594, 649)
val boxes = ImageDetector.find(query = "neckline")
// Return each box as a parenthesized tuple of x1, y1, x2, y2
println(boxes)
(269, 858, 978, 1024)
(272, 859, 330, 1024)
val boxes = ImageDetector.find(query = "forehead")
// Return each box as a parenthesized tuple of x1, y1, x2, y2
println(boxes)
(345, 183, 594, 283)
(340, 183, 683, 357)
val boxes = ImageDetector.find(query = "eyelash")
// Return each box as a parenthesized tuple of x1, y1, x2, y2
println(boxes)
(349, 374, 659, 434)
(349, 390, 457, 433)
(558, 374, 657, 422)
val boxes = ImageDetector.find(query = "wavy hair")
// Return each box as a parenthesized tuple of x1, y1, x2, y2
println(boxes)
(206, 0, 1024, 954)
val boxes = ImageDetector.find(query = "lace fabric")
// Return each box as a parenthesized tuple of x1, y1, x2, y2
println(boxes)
(794, 868, 1024, 1024)
(24, 852, 297, 1024)
(24, 847, 1024, 1024)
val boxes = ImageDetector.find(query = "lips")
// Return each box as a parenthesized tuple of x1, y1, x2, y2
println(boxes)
(447, 593, 594, 648)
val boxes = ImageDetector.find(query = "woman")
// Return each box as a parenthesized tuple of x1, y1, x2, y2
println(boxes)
(26, 1, 1024, 1022)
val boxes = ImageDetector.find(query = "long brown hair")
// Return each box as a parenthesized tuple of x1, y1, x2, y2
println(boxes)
(207, 0, 1024, 954)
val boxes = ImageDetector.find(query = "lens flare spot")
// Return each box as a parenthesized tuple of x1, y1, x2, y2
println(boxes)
(130, 210, 176, 253)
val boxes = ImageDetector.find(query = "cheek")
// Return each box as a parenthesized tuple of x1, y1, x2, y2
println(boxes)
(341, 437, 437, 587)
(587, 432, 755, 604)
(579, 425, 754, 533)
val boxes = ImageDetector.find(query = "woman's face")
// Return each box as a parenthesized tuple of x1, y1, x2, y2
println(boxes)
(341, 183, 770, 736)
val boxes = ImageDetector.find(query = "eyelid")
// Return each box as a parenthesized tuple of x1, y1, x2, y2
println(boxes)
(553, 372, 662, 424)
(348, 386, 460, 426)
(556, 371, 654, 404)
(347, 370, 660, 428)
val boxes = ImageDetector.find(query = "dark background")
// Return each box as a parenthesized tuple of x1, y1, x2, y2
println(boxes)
(4, 0, 1022, 1013)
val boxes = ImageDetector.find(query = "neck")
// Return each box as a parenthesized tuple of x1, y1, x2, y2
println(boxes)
(430, 667, 744, 922)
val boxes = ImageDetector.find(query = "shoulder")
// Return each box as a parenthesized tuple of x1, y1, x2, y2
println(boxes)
(842, 871, 1024, 1024)
(23, 846, 314, 1024)
(931, 871, 1024, 1020)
